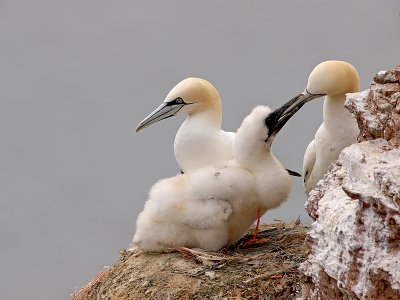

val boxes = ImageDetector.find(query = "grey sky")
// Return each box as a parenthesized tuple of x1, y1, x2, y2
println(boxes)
(1, 1, 399, 299)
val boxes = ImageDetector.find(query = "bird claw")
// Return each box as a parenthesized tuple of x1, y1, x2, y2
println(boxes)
(241, 207, 269, 247)
(242, 237, 270, 248)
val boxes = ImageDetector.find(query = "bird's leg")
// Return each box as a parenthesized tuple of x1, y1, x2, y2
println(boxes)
(243, 207, 261, 247)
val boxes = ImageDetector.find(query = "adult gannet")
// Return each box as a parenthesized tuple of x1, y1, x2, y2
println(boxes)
(294, 61, 360, 195)
(136, 77, 301, 177)
(136, 78, 234, 172)
(132, 95, 307, 251)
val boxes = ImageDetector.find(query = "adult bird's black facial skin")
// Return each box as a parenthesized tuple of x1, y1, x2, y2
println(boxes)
(136, 97, 190, 132)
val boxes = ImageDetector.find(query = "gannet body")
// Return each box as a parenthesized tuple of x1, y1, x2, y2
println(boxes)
(294, 61, 360, 195)
(133, 95, 307, 251)
(137, 78, 234, 172)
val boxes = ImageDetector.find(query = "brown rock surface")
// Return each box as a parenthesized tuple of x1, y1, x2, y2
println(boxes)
(70, 222, 308, 300)
(345, 65, 400, 147)
(301, 65, 400, 299)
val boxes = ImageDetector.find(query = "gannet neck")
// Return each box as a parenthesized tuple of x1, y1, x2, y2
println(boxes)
(174, 109, 232, 172)
(232, 105, 271, 169)
(185, 105, 222, 128)
(323, 94, 355, 129)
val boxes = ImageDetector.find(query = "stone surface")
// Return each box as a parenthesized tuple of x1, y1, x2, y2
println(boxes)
(301, 140, 400, 299)
(345, 65, 400, 147)
(302, 65, 400, 300)
(70, 223, 308, 300)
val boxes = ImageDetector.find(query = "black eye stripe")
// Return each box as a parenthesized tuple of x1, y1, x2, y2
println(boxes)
(166, 97, 187, 106)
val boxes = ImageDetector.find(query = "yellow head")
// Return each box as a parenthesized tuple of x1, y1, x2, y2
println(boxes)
(306, 60, 360, 96)
(136, 77, 222, 131)
(165, 77, 221, 116)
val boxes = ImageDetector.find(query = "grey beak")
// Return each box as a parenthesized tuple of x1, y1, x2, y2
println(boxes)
(294, 89, 325, 106)
(264, 93, 311, 141)
(264, 89, 326, 140)
(136, 102, 186, 132)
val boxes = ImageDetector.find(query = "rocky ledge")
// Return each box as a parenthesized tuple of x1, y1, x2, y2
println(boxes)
(71, 222, 308, 300)
(301, 66, 400, 299)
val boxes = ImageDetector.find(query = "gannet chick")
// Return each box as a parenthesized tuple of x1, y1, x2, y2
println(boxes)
(132, 95, 307, 251)
(136, 78, 234, 172)
(294, 61, 360, 195)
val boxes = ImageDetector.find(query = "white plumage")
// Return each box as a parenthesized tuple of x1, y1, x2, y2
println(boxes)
(133, 96, 306, 251)
(296, 61, 360, 195)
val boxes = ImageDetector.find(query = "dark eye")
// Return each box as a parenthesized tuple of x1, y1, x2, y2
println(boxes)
(175, 97, 183, 104)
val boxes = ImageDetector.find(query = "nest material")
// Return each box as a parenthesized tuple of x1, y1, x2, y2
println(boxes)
(71, 222, 308, 300)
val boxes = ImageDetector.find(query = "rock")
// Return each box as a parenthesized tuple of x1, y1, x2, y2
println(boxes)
(345, 65, 400, 147)
(301, 65, 400, 299)
(70, 223, 309, 300)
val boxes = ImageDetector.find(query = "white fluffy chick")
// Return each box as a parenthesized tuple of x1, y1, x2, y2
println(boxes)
(132, 95, 306, 251)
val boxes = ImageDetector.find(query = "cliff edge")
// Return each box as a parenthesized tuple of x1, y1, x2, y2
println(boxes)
(71, 222, 308, 300)
(301, 65, 400, 299)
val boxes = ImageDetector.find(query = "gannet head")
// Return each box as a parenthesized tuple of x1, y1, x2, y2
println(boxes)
(296, 60, 360, 103)
(136, 77, 222, 132)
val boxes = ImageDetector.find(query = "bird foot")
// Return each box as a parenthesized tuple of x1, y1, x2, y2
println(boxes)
(242, 207, 267, 247)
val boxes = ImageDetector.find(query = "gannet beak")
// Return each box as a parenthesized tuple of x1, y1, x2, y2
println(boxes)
(136, 101, 187, 132)
(265, 93, 310, 141)
(296, 89, 326, 104)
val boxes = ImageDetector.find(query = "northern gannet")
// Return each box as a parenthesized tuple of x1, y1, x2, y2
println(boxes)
(136, 77, 301, 177)
(136, 78, 234, 172)
(294, 61, 360, 195)
(132, 95, 307, 251)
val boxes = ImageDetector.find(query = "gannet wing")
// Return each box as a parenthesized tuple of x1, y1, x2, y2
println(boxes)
(303, 139, 316, 192)
(180, 198, 233, 230)
(286, 169, 301, 177)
